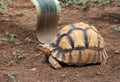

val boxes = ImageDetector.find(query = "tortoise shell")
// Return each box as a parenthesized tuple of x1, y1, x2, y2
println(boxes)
(49, 22, 108, 66)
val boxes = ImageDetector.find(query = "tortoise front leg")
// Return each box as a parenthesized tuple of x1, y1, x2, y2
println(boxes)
(48, 56, 62, 69)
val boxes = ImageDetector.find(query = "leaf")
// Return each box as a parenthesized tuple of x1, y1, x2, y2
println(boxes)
(0, 37, 8, 41)
(14, 39, 22, 45)
(10, 34, 18, 41)
(5, 31, 9, 36)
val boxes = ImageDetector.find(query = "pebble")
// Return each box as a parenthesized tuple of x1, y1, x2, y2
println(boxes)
(30, 67, 37, 71)
(114, 51, 120, 54)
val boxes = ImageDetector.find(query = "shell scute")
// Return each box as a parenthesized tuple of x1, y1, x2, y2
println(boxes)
(50, 22, 108, 65)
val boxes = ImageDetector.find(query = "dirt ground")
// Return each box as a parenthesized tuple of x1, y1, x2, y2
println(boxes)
(0, 0, 120, 82)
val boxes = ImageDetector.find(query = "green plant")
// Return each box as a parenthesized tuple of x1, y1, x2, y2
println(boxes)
(15, 50, 27, 60)
(0, 37, 8, 41)
(8, 0, 15, 5)
(9, 33, 22, 45)
(58, 0, 113, 8)
(59, 0, 89, 10)
(77, 0, 89, 11)
(58, 0, 72, 8)
(0, 0, 15, 13)
(0, 0, 7, 13)
(111, 25, 120, 32)
(1, 31, 23, 45)
(94, 0, 112, 6)
(10, 34, 18, 41)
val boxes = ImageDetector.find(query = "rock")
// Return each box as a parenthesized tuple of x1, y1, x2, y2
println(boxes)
(114, 51, 120, 54)
(30, 67, 37, 71)
(61, 74, 66, 78)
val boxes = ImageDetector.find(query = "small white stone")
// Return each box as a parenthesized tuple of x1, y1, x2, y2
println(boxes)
(114, 20, 118, 22)
(30, 67, 37, 71)
(61, 74, 66, 78)
(114, 51, 120, 54)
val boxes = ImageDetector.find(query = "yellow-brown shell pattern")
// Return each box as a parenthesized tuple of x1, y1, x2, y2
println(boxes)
(50, 22, 108, 65)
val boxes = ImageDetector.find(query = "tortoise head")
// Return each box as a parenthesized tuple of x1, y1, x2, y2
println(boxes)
(38, 44, 51, 58)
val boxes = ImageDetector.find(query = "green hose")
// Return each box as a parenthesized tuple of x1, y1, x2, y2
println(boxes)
(31, 0, 61, 43)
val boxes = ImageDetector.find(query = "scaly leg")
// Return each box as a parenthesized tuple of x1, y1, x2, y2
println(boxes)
(101, 50, 108, 65)
(48, 56, 62, 69)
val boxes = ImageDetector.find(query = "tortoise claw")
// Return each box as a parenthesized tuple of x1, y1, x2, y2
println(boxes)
(101, 60, 107, 65)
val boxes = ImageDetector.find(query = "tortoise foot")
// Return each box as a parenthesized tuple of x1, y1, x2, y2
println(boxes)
(48, 56, 62, 69)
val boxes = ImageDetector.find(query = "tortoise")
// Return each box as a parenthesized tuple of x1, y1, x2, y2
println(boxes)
(39, 22, 108, 69)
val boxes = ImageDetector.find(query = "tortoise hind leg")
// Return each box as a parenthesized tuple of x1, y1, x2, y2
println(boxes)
(100, 50, 108, 65)
(48, 56, 62, 69)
